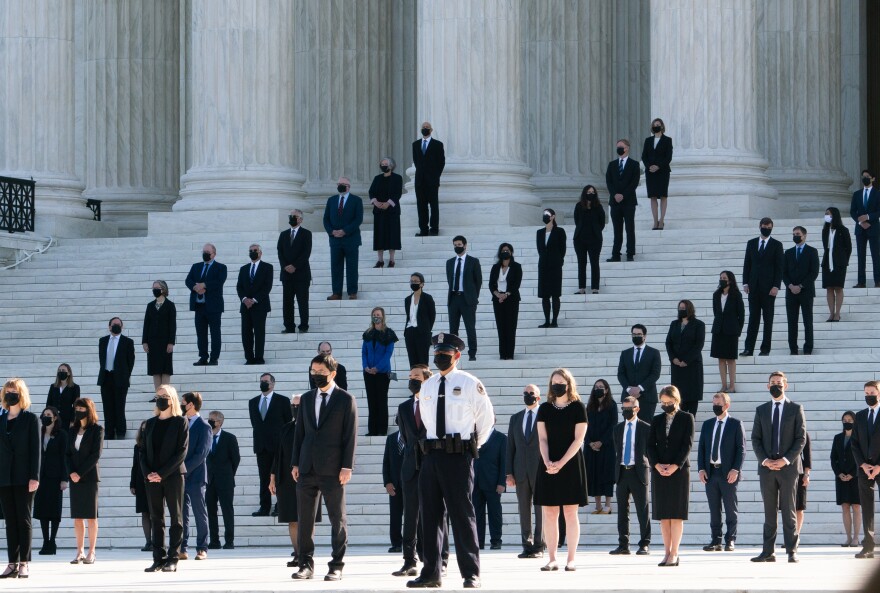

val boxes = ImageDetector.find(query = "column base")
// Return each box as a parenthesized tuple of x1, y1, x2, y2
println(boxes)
(35, 213, 118, 239)
(4, 171, 90, 220)
(175, 167, 309, 212)
(766, 169, 853, 215)
(83, 188, 177, 237)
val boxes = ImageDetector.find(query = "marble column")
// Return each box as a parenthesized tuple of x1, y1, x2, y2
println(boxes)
(412, 0, 538, 226)
(0, 0, 87, 219)
(650, 0, 789, 218)
(175, 0, 307, 213)
(611, 0, 652, 170)
(757, 0, 850, 212)
(82, 0, 179, 236)
(840, 0, 867, 194)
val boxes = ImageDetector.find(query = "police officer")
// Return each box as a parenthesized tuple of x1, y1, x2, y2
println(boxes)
(407, 333, 494, 589)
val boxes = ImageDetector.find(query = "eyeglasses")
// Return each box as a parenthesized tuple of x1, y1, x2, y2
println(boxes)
(523, 391, 535, 396)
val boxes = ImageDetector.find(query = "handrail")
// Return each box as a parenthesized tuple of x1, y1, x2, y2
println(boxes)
(1, 236, 55, 270)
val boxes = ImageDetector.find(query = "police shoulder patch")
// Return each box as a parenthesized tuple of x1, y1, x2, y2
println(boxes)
(476, 382, 486, 395)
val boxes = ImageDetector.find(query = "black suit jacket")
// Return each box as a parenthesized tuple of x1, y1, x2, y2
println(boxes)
(488, 262, 523, 303)
(97, 334, 136, 388)
(697, 415, 745, 477)
(850, 407, 880, 472)
(382, 431, 404, 488)
(66, 424, 104, 483)
(821, 225, 852, 275)
(612, 419, 651, 484)
(412, 138, 446, 187)
(850, 187, 880, 238)
(647, 412, 695, 469)
(291, 386, 358, 477)
(40, 428, 69, 484)
(605, 156, 640, 208)
(207, 430, 241, 489)
(537, 227, 567, 269)
(142, 299, 177, 345)
(397, 397, 424, 483)
(47, 383, 81, 429)
(751, 399, 806, 474)
(446, 254, 482, 307)
(0, 411, 40, 486)
(139, 415, 189, 479)
(404, 292, 436, 332)
(665, 319, 705, 366)
(474, 430, 506, 492)
(277, 226, 313, 284)
(640, 135, 673, 173)
(782, 244, 820, 298)
(742, 236, 784, 294)
(185, 260, 228, 313)
(249, 393, 293, 455)
(308, 363, 348, 392)
(506, 408, 540, 483)
(830, 431, 858, 477)
(572, 202, 605, 244)
(236, 260, 273, 314)
(711, 290, 745, 337)
(617, 346, 662, 406)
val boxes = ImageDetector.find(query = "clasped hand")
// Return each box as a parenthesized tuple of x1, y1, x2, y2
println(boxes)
(544, 459, 562, 474)
(655, 463, 678, 477)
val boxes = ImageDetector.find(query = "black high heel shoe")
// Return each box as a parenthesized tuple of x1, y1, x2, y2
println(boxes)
(0, 564, 18, 579)
(144, 560, 165, 572)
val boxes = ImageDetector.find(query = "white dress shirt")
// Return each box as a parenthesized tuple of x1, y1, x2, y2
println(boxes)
(497, 266, 509, 293)
(828, 229, 836, 272)
(408, 296, 419, 329)
(453, 255, 467, 292)
(620, 417, 638, 466)
(709, 414, 728, 464)
(417, 368, 494, 445)
(106, 335, 119, 371)
(521, 406, 537, 435)
(315, 384, 336, 424)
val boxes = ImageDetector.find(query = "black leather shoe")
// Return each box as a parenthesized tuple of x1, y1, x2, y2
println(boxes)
(740, 350, 753, 356)
(429, 230, 439, 236)
(407, 576, 442, 588)
(750, 554, 776, 562)
(393, 564, 418, 577)
(222, 543, 235, 550)
(324, 569, 343, 581)
(208, 542, 221, 550)
(854, 283, 867, 288)
(141, 543, 153, 552)
(490, 542, 502, 550)
(855, 549, 875, 559)
(298, 325, 309, 333)
(415, 232, 429, 237)
(606, 256, 621, 262)
(636, 546, 650, 555)
(252, 509, 270, 517)
(803, 350, 812, 355)
(469, 355, 476, 361)
(758, 351, 770, 356)
(292, 567, 313, 580)
(388, 546, 402, 553)
(790, 350, 799, 355)
(144, 560, 164, 573)
(626, 255, 634, 261)
(282, 328, 295, 334)
(161, 559, 178, 572)
(702, 543, 722, 552)
(609, 546, 631, 555)
(788, 553, 799, 563)
(463, 576, 481, 588)
(193, 359, 208, 366)
(207, 359, 218, 366)
(725, 542, 735, 552)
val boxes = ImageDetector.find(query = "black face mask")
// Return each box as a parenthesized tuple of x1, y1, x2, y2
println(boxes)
(792, 235, 803, 245)
(337, 184, 348, 194)
(712, 404, 724, 417)
(632, 335, 644, 346)
(74, 410, 88, 422)
(677, 310, 687, 319)
(152, 288, 163, 298)
(621, 408, 635, 420)
(542, 214, 552, 224)
(453, 245, 465, 255)
(523, 393, 537, 406)
(410, 283, 422, 292)
(260, 381, 271, 393)
(760, 227, 772, 238)
(550, 384, 567, 397)
(843, 422, 855, 431)
(57, 371, 69, 381)
(289, 216, 299, 226)
(312, 373, 330, 389)
(652, 125, 662, 133)
(866, 395, 879, 407)
(500, 252, 511, 261)
(208, 419, 216, 429)
(110, 324, 122, 335)
(434, 354, 453, 372)
(863, 176, 872, 187)
(202, 252, 212, 262)
(592, 388, 606, 399)
(408, 379, 422, 395)
(718, 279, 728, 289)
(156, 398, 170, 411)
(421, 128, 431, 137)
(661, 403, 676, 414)
(249, 250, 260, 261)
(616, 146, 625, 156)
(41, 416, 53, 427)
(769, 384, 784, 398)
(380, 165, 390, 173)
(3, 392, 19, 406)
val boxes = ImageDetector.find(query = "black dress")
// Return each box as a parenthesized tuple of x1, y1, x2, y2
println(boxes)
(67, 425, 104, 519)
(369, 172, 403, 251)
(272, 420, 321, 524)
(130, 444, 148, 514)
(46, 384, 80, 429)
(641, 134, 673, 197)
(533, 401, 588, 506)
(665, 318, 705, 405)
(142, 299, 177, 376)
(821, 226, 852, 288)
(647, 411, 694, 520)
(537, 226, 567, 298)
(584, 400, 617, 497)
(710, 291, 745, 360)
(831, 432, 860, 505)
(33, 429, 68, 521)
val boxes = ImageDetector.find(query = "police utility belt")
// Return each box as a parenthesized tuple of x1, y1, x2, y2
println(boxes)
(419, 433, 479, 458)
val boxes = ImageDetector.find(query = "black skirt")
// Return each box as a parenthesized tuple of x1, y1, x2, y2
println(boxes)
(69, 481, 99, 519)
(710, 333, 739, 360)
(276, 474, 322, 524)
(33, 481, 64, 521)
(645, 170, 670, 197)
(822, 265, 848, 289)
(651, 467, 690, 520)
(146, 341, 174, 376)
(835, 477, 860, 505)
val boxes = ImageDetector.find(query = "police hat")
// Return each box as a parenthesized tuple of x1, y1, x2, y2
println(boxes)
(431, 332, 465, 353)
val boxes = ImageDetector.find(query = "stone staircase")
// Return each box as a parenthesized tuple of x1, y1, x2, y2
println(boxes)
(0, 209, 875, 550)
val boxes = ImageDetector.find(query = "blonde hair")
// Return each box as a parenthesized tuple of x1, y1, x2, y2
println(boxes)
(659, 384, 681, 405)
(154, 384, 183, 417)
(1, 378, 31, 410)
(713, 391, 731, 405)
(547, 368, 580, 404)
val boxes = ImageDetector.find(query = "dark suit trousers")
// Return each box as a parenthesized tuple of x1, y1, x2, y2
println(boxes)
(514, 473, 543, 552)
(389, 486, 403, 547)
(636, 402, 657, 424)
(705, 466, 739, 543)
(492, 299, 518, 359)
(193, 305, 222, 361)
(240, 308, 268, 362)
(679, 401, 699, 417)
(255, 450, 274, 512)
(146, 473, 184, 562)
(858, 473, 880, 552)
(745, 291, 776, 353)
(856, 232, 880, 285)
(330, 242, 359, 296)
(610, 203, 635, 258)
(758, 467, 799, 555)
(472, 487, 502, 546)
(363, 372, 391, 436)
(282, 278, 309, 330)
(206, 482, 235, 545)
(297, 472, 348, 570)
(100, 372, 129, 439)
(404, 327, 431, 368)
(181, 477, 209, 552)
(448, 295, 478, 357)
(415, 184, 439, 234)
(785, 292, 814, 352)
(402, 473, 449, 565)
(615, 468, 650, 548)
(0, 485, 35, 563)
(574, 241, 601, 290)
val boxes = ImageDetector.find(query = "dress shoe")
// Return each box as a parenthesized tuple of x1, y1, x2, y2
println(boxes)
(606, 256, 621, 262)
(665, 557, 679, 567)
(349, 294, 358, 300)
(517, 551, 541, 559)
(463, 576, 481, 588)
(144, 560, 165, 573)
(430, 229, 439, 236)
(609, 546, 631, 555)
(292, 567, 314, 580)
(389, 261, 396, 268)
(564, 564, 576, 571)
(549, 321, 558, 328)
(469, 355, 476, 361)
(161, 559, 178, 572)
(407, 577, 442, 588)
(17, 563, 29, 578)
(393, 564, 418, 577)
(702, 543, 722, 552)
(758, 351, 770, 356)
(538, 322, 551, 328)
(490, 542, 502, 550)
(790, 350, 799, 355)
(84, 553, 96, 564)
(415, 231, 430, 237)
(178, 552, 188, 560)
(70, 554, 84, 564)
(750, 553, 776, 562)
(282, 328, 295, 334)
(626, 255, 634, 261)
(195, 550, 207, 560)
(740, 349, 753, 356)
(252, 509, 270, 517)
(244, 360, 259, 365)
(298, 325, 309, 333)
(725, 542, 735, 552)
(193, 359, 208, 366)
(478, 543, 484, 550)
(141, 543, 153, 552)
(0, 564, 18, 579)
(327, 294, 342, 300)
(208, 542, 221, 550)
(388, 546, 402, 553)
(855, 549, 875, 559)
(788, 553, 799, 563)
(540, 562, 559, 571)
(324, 569, 343, 581)
(270, 505, 278, 517)
(207, 359, 218, 365)
(636, 545, 650, 555)
(853, 283, 866, 288)
(374, 261, 385, 268)
(223, 543, 235, 550)
(803, 350, 812, 355)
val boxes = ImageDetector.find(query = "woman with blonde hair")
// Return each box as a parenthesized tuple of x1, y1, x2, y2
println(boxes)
(362, 306, 398, 436)
(142, 280, 177, 390)
(67, 398, 104, 565)
(46, 363, 79, 428)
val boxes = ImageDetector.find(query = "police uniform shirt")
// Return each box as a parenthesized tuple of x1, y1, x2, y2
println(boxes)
(418, 368, 494, 446)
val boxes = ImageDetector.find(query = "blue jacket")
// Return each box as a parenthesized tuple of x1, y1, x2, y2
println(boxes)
(323, 193, 363, 247)
(184, 415, 212, 485)
(362, 328, 399, 373)
(185, 260, 228, 313)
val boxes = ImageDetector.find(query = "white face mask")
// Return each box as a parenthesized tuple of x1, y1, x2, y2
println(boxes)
(824, 214, 833, 224)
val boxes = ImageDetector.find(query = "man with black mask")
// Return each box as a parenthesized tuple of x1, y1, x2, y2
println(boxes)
(741, 217, 784, 356)
(248, 373, 291, 517)
(610, 396, 651, 556)
(782, 226, 819, 355)
(206, 410, 240, 551)
(605, 139, 640, 262)
(616, 324, 662, 422)
(850, 380, 880, 559)
(446, 236, 482, 361)
(277, 209, 312, 334)
(850, 169, 880, 288)
(506, 384, 543, 558)
(236, 244, 273, 365)
(97, 316, 135, 440)
(185, 243, 227, 366)
(412, 121, 446, 237)
(323, 176, 363, 300)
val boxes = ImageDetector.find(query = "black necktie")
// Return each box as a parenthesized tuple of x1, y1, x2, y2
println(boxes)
(290, 228, 296, 245)
(870, 408, 876, 446)
(437, 376, 446, 437)
(250, 263, 256, 281)
(524, 410, 533, 441)
(634, 347, 641, 366)
(759, 240, 765, 255)
(796, 246, 801, 261)
(711, 420, 723, 463)
(454, 257, 462, 292)
(771, 402, 781, 457)
(319, 392, 327, 423)
(397, 435, 404, 455)
(618, 159, 624, 175)
(201, 263, 208, 279)
(212, 434, 218, 452)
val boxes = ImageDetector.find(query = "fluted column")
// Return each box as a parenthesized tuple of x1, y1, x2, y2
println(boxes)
(175, 0, 307, 212)
(611, 0, 651, 172)
(413, 0, 538, 225)
(650, 0, 789, 218)
(757, 0, 850, 212)
(82, 0, 179, 235)
(0, 0, 87, 219)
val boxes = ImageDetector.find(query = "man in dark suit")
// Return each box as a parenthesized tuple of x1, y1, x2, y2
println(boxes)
(236, 244, 273, 365)
(180, 392, 212, 560)
(412, 121, 446, 236)
(473, 426, 506, 550)
(783, 227, 820, 355)
(383, 429, 405, 554)
(610, 396, 651, 555)
(277, 209, 312, 333)
(742, 217, 784, 356)
(308, 342, 348, 391)
(248, 373, 292, 516)
(506, 385, 542, 558)
(291, 354, 358, 582)
(206, 410, 240, 550)
(605, 139, 640, 262)
(446, 235, 482, 361)
(850, 380, 880, 559)
(750, 371, 807, 563)
(404, 273, 436, 367)
(697, 392, 745, 552)
(617, 324, 662, 422)
(97, 316, 135, 440)
(185, 243, 227, 366)
(850, 169, 880, 287)
(323, 176, 364, 300)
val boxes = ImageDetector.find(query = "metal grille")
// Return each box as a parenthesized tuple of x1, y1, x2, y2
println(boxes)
(0, 176, 35, 233)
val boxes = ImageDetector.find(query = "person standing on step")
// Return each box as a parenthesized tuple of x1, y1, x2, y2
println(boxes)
(404, 273, 436, 367)
(446, 236, 482, 361)
(249, 373, 292, 517)
(46, 363, 79, 429)
(277, 209, 312, 334)
(641, 118, 673, 231)
(412, 122, 445, 237)
(131, 421, 151, 552)
(206, 410, 240, 551)
(741, 218, 784, 356)
(383, 427, 405, 553)
(850, 169, 880, 288)
(572, 185, 605, 294)
(537, 209, 566, 328)
(790, 433, 811, 541)
(179, 392, 211, 561)
(67, 398, 104, 566)
(610, 396, 651, 557)
(34, 406, 67, 556)
(324, 176, 363, 300)
(783, 226, 820, 355)
(185, 243, 227, 366)
(710, 271, 745, 393)
(665, 300, 705, 416)
(473, 423, 506, 551)
(97, 316, 135, 440)
(506, 384, 544, 558)
(489, 243, 522, 360)
(142, 280, 176, 391)
(850, 381, 880, 560)
(236, 244, 273, 365)
(830, 411, 861, 548)
(821, 207, 852, 321)
(362, 307, 399, 437)
(617, 324, 662, 422)
(584, 380, 617, 516)
(309, 342, 348, 391)
(605, 139, 640, 262)
(371, 157, 403, 268)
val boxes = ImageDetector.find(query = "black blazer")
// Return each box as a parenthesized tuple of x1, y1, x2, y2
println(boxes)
(572, 202, 605, 244)
(640, 134, 673, 173)
(697, 415, 745, 477)
(665, 318, 705, 366)
(446, 254, 483, 307)
(711, 290, 745, 337)
(382, 431, 404, 488)
(412, 138, 446, 187)
(97, 334, 136, 388)
(782, 244, 820, 298)
(830, 432, 858, 477)
(139, 415, 189, 479)
(617, 345, 662, 406)
(277, 226, 313, 284)
(801, 433, 812, 471)
(742, 236, 784, 293)
(47, 383, 80, 429)
(612, 419, 651, 485)
(488, 262, 523, 303)
(207, 430, 241, 489)
(474, 430, 506, 492)
(537, 227, 567, 269)
(236, 260, 274, 314)
(404, 292, 436, 332)
(821, 225, 852, 274)
(66, 424, 104, 483)
(0, 411, 40, 486)
(647, 411, 695, 469)
(39, 428, 69, 484)
(308, 363, 348, 392)
(605, 156, 640, 208)
(506, 408, 541, 483)
(185, 260, 227, 313)
(142, 299, 177, 345)
(249, 393, 293, 455)
(850, 407, 880, 471)
(291, 387, 358, 477)
(397, 397, 424, 483)
(850, 187, 880, 238)
(751, 399, 806, 474)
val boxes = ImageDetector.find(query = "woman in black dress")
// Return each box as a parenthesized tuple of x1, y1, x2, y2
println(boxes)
(647, 386, 694, 567)
(710, 271, 745, 393)
(537, 208, 567, 328)
(142, 280, 176, 390)
(34, 406, 67, 555)
(67, 398, 103, 565)
(534, 368, 587, 571)
(572, 185, 605, 294)
(489, 243, 523, 360)
(641, 117, 673, 230)
(822, 206, 852, 321)
(46, 363, 79, 429)
(584, 379, 617, 515)
(831, 411, 861, 547)
(665, 299, 705, 416)
(369, 157, 403, 268)
(131, 421, 151, 551)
